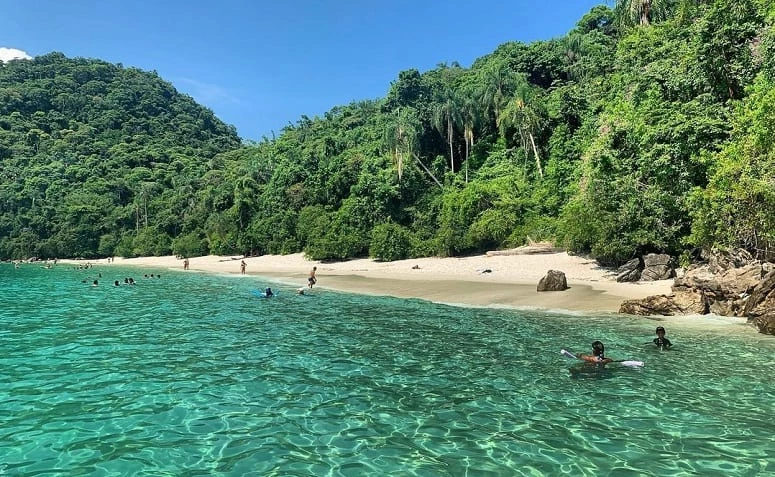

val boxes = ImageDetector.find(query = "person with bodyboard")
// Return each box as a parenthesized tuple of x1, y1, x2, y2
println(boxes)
(561, 341, 644, 368)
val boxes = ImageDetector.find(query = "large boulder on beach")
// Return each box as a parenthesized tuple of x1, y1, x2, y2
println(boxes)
(537, 270, 568, 292)
(616, 258, 641, 282)
(641, 253, 674, 281)
(619, 289, 708, 316)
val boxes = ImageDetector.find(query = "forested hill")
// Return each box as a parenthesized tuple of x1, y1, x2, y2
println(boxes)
(2, 1, 775, 265)
(0, 52, 241, 258)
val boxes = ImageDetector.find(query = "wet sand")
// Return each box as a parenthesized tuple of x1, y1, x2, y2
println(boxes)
(66, 252, 674, 314)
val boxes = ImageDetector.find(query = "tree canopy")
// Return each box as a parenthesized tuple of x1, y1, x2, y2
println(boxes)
(1, 0, 773, 265)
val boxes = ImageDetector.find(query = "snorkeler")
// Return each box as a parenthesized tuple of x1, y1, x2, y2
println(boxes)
(579, 341, 613, 365)
(653, 326, 672, 349)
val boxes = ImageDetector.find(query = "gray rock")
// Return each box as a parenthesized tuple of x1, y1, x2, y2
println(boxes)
(702, 248, 756, 273)
(616, 258, 641, 282)
(537, 270, 568, 292)
(641, 253, 674, 281)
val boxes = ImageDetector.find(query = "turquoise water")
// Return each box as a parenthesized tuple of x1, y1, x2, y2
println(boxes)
(1, 263, 773, 476)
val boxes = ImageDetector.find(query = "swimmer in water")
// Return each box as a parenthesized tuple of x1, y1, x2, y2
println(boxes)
(653, 326, 672, 349)
(579, 341, 613, 365)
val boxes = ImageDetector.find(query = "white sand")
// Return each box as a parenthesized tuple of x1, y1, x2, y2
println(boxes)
(67, 252, 675, 313)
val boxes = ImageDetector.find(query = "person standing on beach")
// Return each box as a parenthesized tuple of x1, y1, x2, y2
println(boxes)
(308, 266, 317, 289)
(183, 258, 189, 270)
(240, 260, 247, 274)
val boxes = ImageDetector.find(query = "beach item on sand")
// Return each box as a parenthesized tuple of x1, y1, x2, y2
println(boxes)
(561, 349, 644, 368)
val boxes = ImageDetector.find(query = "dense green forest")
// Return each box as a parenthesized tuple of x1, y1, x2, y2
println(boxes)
(1, 0, 774, 265)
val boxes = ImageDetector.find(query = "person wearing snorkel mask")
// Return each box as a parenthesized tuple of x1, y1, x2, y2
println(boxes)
(579, 341, 613, 365)
(653, 326, 672, 349)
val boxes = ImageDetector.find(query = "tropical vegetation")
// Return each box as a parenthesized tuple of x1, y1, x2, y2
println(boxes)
(1, 0, 773, 266)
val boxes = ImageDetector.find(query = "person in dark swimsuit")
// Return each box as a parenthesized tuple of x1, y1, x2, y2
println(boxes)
(653, 326, 672, 349)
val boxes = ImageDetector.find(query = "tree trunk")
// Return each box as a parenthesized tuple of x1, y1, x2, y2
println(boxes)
(464, 134, 470, 183)
(447, 119, 454, 172)
(412, 153, 444, 189)
(641, 0, 651, 25)
(529, 133, 543, 178)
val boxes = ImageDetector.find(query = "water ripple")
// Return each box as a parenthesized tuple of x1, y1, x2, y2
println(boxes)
(1, 263, 774, 476)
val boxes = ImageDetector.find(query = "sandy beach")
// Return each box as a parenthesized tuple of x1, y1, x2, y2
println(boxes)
(70, 252, 676, 314)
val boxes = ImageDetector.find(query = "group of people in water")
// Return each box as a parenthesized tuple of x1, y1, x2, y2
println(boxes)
(579, 326, 672, 365)
(88, 274, 161, 287)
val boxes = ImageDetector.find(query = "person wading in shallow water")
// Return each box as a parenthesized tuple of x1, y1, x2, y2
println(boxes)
(308, 266, 317, 289)
(653, 326, 672, 349)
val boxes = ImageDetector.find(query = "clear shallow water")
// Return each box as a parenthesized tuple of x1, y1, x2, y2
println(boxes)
(1, 263, 773, 476)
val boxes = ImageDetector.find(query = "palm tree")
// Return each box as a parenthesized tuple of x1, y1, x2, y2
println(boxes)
(459, 94, 480, 183)
(498, 82, 546, 178)
(563, 33, 587, 81)
(432, 87, 462, 172)
(383, 108, 419, 181)
(135, 181, 158, 230)
(614, 0, 674, 27)
(384, 108, 444, 189)
(478, 62, 518, 124)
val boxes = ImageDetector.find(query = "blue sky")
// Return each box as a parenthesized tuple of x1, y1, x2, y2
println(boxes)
(1, 0, 607, 141)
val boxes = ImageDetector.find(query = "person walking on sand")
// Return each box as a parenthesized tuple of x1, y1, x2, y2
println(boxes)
(183, 258, 189, 270)
(308, 266, 317, 289)
(240, 260, 247, 275)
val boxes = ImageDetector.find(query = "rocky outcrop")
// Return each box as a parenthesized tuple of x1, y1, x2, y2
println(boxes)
(703, 247, 756, 273)
(612, 254, 675, 282)
(619, 289, 707, 315)
(641, 253, 674, 281)
(742, 270, 775, 334)
(619, 249, 775, 336)
(537, 270, 568, 292)
(751, 315, 775, 335)
(673, 263, 765, 315)
(616, 258, 641, 282)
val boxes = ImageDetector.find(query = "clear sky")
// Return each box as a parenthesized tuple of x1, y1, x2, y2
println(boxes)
(1, 0, 606, 141)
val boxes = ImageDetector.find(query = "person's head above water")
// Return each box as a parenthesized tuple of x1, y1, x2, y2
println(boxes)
(592, 340, 605, 357)
(656, 326, 666, 337)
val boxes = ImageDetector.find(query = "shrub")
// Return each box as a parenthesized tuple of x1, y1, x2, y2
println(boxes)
(370, 222, 412, 261)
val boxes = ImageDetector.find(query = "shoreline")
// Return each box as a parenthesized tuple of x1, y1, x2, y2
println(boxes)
(63, 252, 674, 314)
(53, 252, 763, 333)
